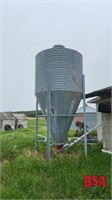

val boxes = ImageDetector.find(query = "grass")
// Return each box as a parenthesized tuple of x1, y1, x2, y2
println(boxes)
(0, 119, 111, 199)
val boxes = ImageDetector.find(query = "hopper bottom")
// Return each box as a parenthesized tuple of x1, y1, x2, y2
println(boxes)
(36, 90, 82, 145)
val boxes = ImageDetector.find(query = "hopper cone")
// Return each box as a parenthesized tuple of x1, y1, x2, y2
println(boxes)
(36, 90, 82, 147)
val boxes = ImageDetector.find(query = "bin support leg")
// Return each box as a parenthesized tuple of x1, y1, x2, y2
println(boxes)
(82, 74, 87, 156)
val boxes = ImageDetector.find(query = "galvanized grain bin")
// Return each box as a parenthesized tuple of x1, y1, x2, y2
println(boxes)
(35, 45, 83, 149)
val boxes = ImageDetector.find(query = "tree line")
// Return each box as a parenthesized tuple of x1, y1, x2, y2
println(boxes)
(14, 110, 42, 118)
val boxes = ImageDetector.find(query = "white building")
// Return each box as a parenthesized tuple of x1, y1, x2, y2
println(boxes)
(13, 113, 28, 129)
(0, 112, 16, 131)
(86, 86, 112, 154)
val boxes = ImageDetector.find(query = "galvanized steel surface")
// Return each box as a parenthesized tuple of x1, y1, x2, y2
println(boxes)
(35, 45, 82, 93)
(37, 91, 81, 144)
(35, 45, 83, 145)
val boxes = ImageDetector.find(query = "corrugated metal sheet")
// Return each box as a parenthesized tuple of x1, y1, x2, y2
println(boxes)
(35, 45, 82, 93)
(38, 91, 81, 144)
(35, 45, 83, 145)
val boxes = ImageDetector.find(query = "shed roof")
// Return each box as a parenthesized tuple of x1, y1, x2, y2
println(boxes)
(13, 113, 28, 120)
(76, 104, 96, 113)
(87, 97, 100, 103)
(85, 86, 112, 98)
(0, 112, 16, 120)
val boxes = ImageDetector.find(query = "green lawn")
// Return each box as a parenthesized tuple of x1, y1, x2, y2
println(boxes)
(0, 119, 111, 199)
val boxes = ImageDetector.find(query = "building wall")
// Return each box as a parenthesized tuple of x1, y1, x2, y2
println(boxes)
(96, 97, 111, 143)
(0, 119, 2, 131)
(102, 113, 112, 151)
(96, 104, 103, 141)
(15, 119, 28, 128)
(2, 120, 15, 130)
(95, 97, 112, 151)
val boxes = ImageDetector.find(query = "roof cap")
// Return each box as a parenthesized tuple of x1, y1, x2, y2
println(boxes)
(53, 44, 65, 48)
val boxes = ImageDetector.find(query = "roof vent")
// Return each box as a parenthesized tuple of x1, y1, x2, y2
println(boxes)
(53, 44, 65, 48)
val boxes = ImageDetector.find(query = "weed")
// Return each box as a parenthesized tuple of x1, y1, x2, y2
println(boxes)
(0, 119, 111, 199)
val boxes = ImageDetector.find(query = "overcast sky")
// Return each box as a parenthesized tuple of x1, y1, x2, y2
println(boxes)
(0, 0, 112, 112)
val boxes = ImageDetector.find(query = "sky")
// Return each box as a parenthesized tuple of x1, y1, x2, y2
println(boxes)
(0, 0, 112, 112)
